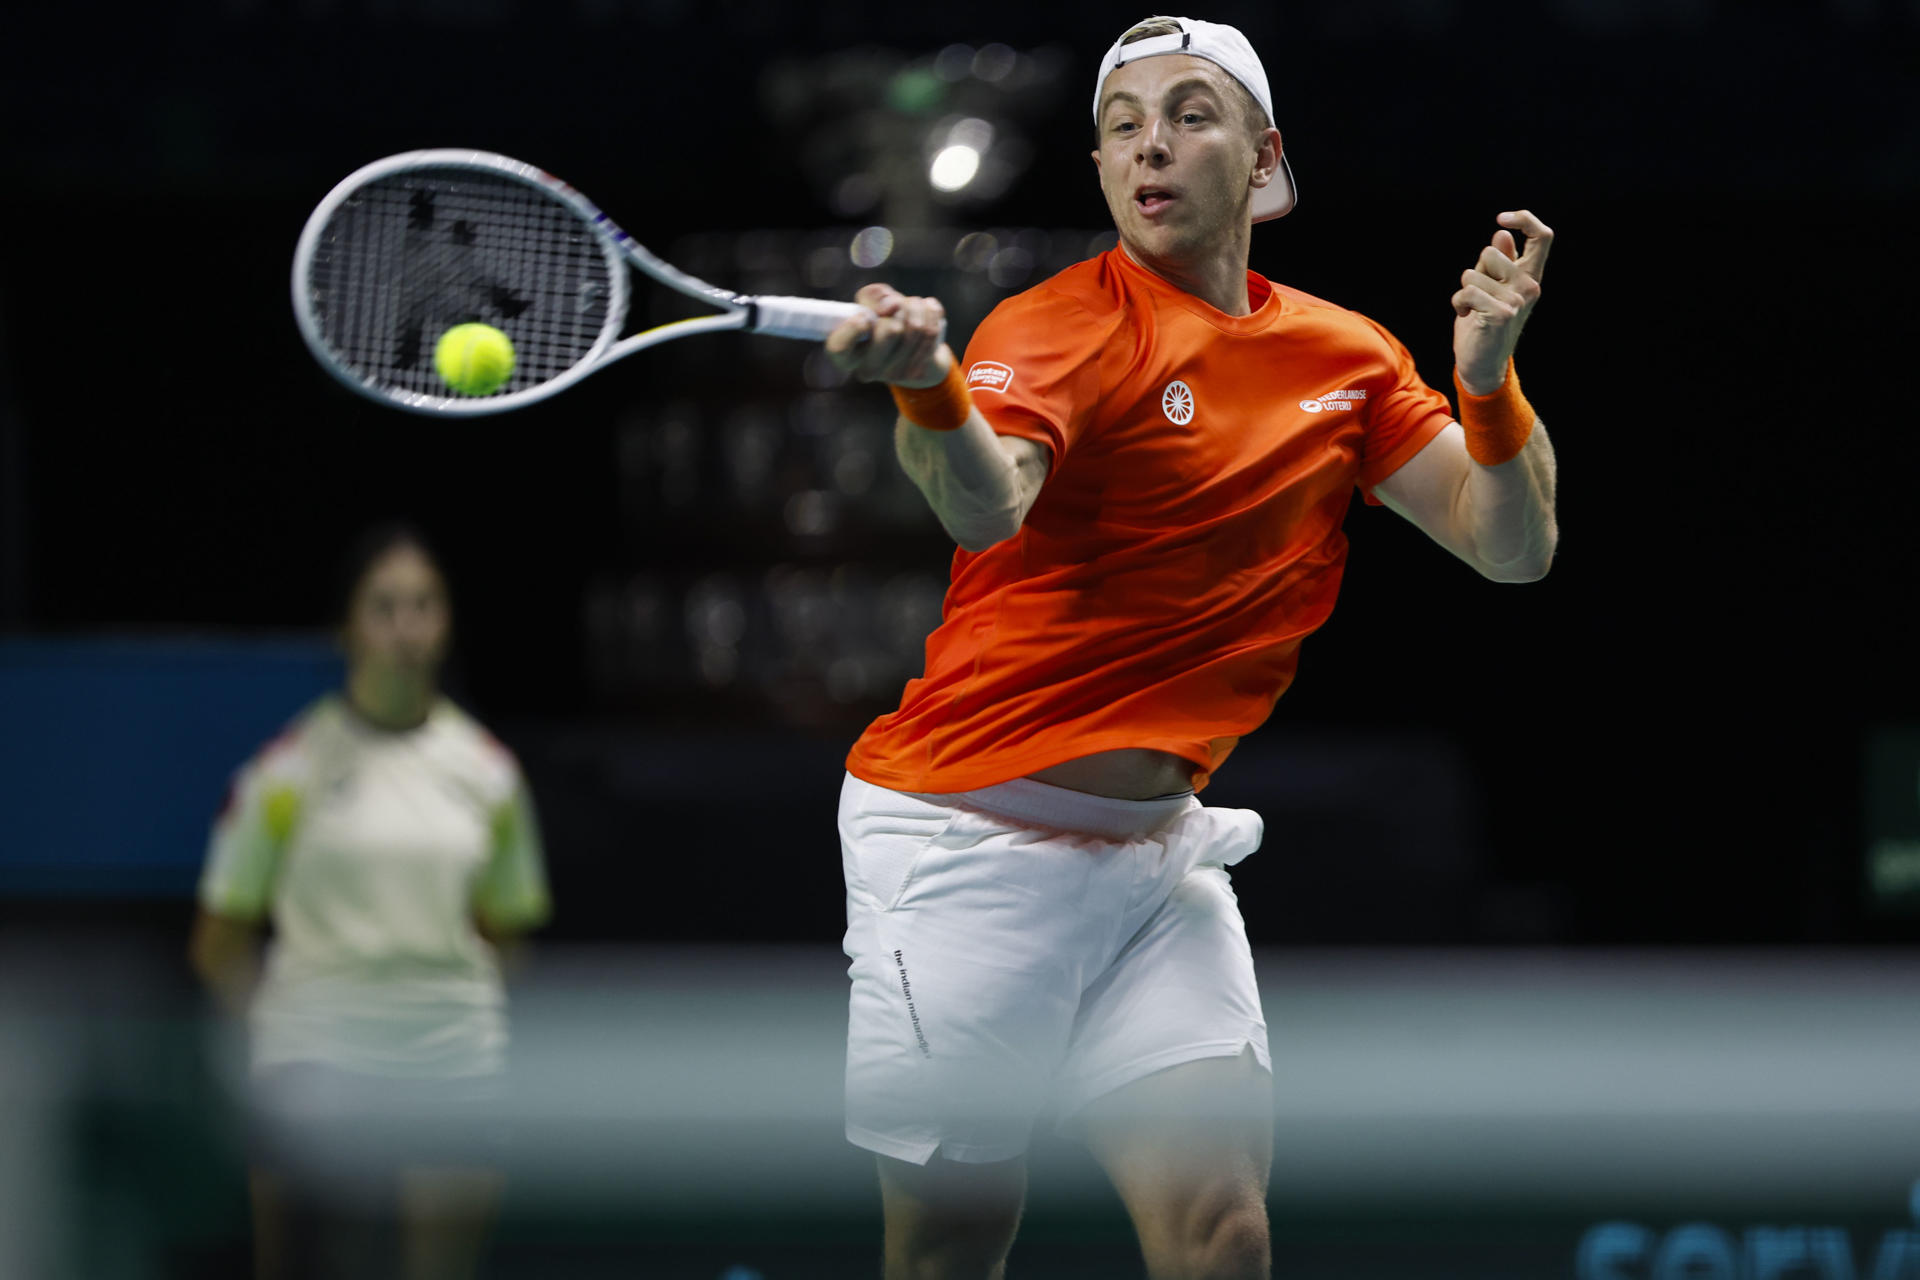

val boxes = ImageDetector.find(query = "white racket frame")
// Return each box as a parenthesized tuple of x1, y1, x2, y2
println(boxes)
(291, 149, 879, 416)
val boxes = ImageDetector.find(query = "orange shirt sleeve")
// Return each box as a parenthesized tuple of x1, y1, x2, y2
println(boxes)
(1354, 315, 1455, 504)
(959, 287, 1110, 465)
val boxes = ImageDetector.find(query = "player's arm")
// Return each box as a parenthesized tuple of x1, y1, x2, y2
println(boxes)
(1373, 210, 1558, 582)
(189, 907, 265, 1018)
(1372, 418, 1557, 581)
(192, 750, 300, 1015)
(826, 284, 1049, 551)
(472, 781, 550, 978)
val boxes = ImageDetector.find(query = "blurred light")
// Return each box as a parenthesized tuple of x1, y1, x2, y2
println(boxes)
(876, 573, 946, 655)
(929, 145, 981, 193)
(933, 43, 974, 82)
(830, 173, 880, 217)
(802, 348, 851, 391)
(831, 440, 877, 495)
(765, 566, 838, 653)
(724, 411, 781, 501)
(734, 231, 789, 274)
(791, 391, 842, 436)
(954, 231, 999, 272)
(886, 67, 944, 115)
(827, 656, 873, 703)
(696, 644, 738, 686)
(987, 245, 1034, 288)
(784, 490, 837, 538)
(949, 117, 995, 150)
(848, 226, 894, 268)
(654, 412, 700, 507)
(972, 43, 1018, 82)
(805, 245, 847, 290)
(930, 118, 994, 193)
(686, 577, 747, 648)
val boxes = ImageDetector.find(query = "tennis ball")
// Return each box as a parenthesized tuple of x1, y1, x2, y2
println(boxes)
(434, 323, 516, 396)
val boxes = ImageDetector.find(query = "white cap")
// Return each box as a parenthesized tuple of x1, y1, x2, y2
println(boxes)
(1092, 16, 1297, 221)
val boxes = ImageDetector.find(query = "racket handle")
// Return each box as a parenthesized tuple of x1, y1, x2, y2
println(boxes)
(749, 296, 947, 346)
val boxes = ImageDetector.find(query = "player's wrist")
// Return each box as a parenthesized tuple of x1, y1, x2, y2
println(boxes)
(884, 344, 953, 391)
(1454, 361, 1507, 398)
(1453, 358, 1535, 466)
(890, 355, 973, 432)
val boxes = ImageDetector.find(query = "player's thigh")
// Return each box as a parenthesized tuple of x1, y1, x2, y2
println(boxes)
(877, 1151, 1028, 1280)
(1079, 1049, 1274, 1276)
(1055, 864, 1269, 1121)
(841, 777, 1109, 1164)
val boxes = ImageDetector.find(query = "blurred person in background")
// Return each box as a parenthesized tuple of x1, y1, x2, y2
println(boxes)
(189, 523, 551, 1280)
(827, 13, 1556, 1279)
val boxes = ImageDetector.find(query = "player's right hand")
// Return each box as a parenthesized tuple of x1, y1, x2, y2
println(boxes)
(826, 283, 951, 389)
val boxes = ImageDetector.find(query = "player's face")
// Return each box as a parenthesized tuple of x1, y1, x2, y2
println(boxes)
(1093, 56, 1261, 267)
(344, 545, 450, 684)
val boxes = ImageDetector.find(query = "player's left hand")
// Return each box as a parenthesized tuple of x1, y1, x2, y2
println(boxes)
(1452, 210, 1552, 395)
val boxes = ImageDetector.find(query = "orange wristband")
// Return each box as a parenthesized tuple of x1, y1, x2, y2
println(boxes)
(890, 360, 973, 433)
(1453, 359, 1536, 466)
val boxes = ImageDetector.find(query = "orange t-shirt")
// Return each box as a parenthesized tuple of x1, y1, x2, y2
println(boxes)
(846, 247, 1453, 794)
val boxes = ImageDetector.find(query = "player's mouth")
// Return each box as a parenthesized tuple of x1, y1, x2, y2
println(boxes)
(1134, 186, 1178, 217)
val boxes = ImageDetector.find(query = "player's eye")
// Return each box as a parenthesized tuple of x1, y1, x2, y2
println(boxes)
(1178, 111, 1205, 125)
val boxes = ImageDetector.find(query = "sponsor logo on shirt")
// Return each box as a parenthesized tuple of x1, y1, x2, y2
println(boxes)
(1162, 379, 1195, 425)
(966, 361, 1015, 393)
(1299, 389, 1367, 414)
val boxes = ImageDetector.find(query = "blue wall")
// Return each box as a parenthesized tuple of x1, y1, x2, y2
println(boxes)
(0, 636, 341, 895)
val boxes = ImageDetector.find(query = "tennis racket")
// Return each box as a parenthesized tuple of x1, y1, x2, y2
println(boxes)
(292, 149, 893, 415)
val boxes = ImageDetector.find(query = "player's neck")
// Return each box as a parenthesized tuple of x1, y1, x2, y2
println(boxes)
(344, 669, 436, 732)
(1119, 232, 1252, 316)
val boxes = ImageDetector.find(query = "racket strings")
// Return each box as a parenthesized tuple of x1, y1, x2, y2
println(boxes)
(307, 168, 617, 400)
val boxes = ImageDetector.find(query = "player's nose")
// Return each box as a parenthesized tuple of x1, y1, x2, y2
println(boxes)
(1136, 119, 1172, 161)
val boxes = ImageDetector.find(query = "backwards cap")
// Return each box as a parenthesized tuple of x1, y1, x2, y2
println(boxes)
(1091, 16, 1297, 221)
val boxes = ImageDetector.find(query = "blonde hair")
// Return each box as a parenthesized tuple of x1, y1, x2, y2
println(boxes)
(1103, 17, 1269, 147)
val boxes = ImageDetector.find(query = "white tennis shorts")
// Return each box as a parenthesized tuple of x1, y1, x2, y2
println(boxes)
(839, 771, 1270, 1165)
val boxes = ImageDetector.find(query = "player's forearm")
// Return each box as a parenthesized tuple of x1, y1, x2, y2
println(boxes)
(894, 412, 1027, 551)
(189, 913, 263, 1017)
(1460, 420, 1558, 581)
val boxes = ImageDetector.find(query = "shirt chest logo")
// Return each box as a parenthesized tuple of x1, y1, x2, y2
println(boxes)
(1162, 380, 1195, 424)
(1299, 388, 1367, 414)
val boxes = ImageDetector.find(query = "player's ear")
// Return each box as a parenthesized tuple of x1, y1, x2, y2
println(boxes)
(1250, 128, 1282, 188)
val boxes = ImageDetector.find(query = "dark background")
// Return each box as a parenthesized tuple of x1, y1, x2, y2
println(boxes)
(3, 0, 1917, 947)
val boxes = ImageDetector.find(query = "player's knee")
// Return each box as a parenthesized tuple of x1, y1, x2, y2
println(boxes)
(885, 1244, 1010, 1280)
(1154, 1197, 1269, 1280)
(1203, 1202, 1272, 1279)
(885, 1219, 1018, 1280)
(880, 1156, 1024, 1280)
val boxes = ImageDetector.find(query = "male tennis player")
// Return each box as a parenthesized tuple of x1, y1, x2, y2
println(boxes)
(825, 15, 1556, 1278)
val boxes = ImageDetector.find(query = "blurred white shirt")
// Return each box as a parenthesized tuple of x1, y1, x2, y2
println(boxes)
(199, 694, 549, 1078)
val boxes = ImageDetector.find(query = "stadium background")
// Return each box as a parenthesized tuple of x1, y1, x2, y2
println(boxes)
(2, 1, 1917, 1276)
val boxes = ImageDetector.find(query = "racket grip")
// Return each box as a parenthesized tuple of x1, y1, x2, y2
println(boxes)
(749, 296, 947, 346)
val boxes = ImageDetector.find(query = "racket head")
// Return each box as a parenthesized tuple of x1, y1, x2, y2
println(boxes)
(291, 150, 631, 416)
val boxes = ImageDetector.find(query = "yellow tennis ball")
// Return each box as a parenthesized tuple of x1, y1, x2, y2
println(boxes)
(434, 323, 516, 396)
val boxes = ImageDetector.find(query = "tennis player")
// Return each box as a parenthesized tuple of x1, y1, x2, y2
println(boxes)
(189, 524, 551, 1280)
(824, 14, 1557, 1279)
